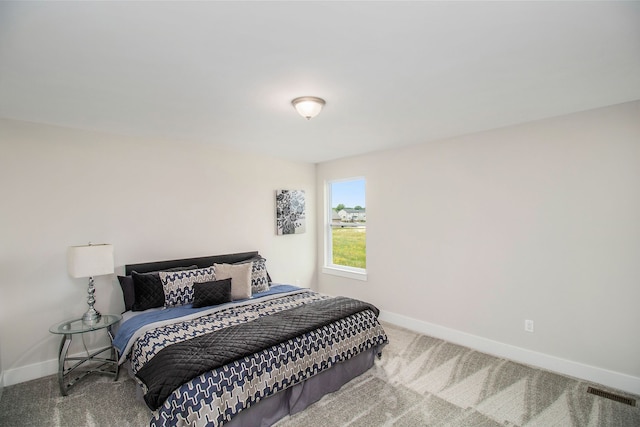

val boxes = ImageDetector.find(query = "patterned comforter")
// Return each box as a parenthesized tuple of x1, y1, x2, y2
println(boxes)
(114, 287, 388, 426)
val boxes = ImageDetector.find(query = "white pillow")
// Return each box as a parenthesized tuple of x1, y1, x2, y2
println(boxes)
(213, 262, 252, 300)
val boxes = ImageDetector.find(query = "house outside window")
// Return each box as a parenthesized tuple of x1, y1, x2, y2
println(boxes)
(324, 177, 367, 281)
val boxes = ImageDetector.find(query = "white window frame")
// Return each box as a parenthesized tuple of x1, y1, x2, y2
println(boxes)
(323, 177, 367, 281)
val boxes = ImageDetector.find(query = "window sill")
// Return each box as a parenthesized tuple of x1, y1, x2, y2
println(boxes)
(322, 266, 368, 281)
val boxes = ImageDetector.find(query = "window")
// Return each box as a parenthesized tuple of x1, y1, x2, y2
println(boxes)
(324, 177, 367, 280)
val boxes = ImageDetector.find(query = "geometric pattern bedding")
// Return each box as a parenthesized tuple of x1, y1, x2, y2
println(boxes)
(130, 291, 331, 374)
(121, 290, 387, 427)
(151, 310, 387, 426)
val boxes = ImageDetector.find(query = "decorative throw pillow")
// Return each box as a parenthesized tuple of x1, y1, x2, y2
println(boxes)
(234, 256, 270, 294)
(118, 275, 135, 312)
(129, 265, 199, 312)
(131, 271, 165, 311)
(213, 262, 252, 300)
(192, 279, 232, 308)
(250, 257, 270, 293)
(160, 267, 216, 307)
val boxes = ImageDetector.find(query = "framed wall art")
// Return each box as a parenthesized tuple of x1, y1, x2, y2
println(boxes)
(275, 189, 306, 235)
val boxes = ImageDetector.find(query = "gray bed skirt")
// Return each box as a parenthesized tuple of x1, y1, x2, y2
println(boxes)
(225, 345, 381, 427)
(128, 341, 382, 426)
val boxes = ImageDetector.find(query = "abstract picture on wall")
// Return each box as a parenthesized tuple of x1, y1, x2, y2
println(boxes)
(275, 190, 306, 235)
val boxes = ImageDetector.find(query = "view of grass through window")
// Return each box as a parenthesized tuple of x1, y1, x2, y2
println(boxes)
(332, 227, 366, 268)
(329, 178, 366, 269)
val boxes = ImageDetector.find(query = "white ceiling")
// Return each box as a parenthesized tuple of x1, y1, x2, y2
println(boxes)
(1, 1, 639, 163)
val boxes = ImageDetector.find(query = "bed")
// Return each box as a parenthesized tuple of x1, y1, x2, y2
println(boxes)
(112, 251, 388, 426)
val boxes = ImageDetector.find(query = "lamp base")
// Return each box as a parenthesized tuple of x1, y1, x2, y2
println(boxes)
(82, 307, 102, 324)
(82, 276, 102, 324)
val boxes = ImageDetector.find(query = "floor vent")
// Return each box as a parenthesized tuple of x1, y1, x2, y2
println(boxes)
(587, 387, 636, 407)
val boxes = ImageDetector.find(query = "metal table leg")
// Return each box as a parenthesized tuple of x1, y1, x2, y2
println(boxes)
(57, 333, 72, 396)
(56, 332, 119, 395)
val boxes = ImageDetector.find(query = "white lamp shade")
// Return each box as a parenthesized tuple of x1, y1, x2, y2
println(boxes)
(292, 96, 325, 119)
(67, 244, 114, 278)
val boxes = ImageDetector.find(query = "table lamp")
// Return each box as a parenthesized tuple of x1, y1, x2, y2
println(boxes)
(67, 243, 114, 323)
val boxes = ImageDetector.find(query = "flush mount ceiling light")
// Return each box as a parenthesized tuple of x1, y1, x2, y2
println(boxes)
(291, 96, 326, 120)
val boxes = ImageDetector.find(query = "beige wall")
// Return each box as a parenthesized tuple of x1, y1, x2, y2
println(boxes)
(0, 118, 316, 384)
(317, 101, 640, 393)
(2, 101, 639, 393)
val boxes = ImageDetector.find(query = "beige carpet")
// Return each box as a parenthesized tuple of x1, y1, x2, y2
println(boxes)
(1, 322, 638, 426)
(277, 323, 639, 426)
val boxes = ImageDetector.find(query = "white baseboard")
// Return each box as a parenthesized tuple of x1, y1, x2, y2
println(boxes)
(379, 310, 640, 396)
(3, 358, 59, 387)
(3, 348, 109, 387)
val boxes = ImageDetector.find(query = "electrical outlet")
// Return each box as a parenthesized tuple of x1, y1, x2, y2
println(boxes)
(524, 319, 534, 333)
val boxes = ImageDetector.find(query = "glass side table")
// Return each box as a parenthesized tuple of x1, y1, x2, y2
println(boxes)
(49, 314, 121, 396)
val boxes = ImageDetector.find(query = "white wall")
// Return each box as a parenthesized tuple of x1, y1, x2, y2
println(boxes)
(0, 118, 316, 385)
(2, 101, 639, 394)
(316, 101, 640, 394)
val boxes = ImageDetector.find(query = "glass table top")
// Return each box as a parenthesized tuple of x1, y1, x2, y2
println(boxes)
(49, 314, 122, 334)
